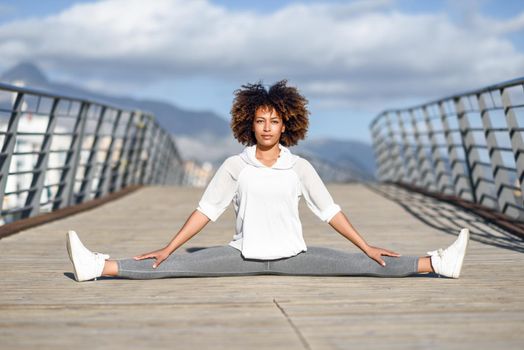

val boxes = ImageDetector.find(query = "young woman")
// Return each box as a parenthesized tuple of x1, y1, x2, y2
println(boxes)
(66, 80, 469, 282)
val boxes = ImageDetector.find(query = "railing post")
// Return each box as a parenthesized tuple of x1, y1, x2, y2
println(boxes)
(370, 119, 389, 181)
(171, 137, 184, 185)
(422, 105, 454, 195)
(69, 103, 89, 206)
(163, 141, 174, 185)
(409, 109, 437, 191)
(478, 92, 519, 218)
(502, 87, 524, 204)
(150, 131, 163, 185)
(162, 134, 174, 185)
(455, 96, 495, 206)
(175, 144, 185, 185)
(369, 124, 381, 180)
(96, 110, 122, 198)
(144, 121, 161, 185)
(114, 111, 136, 191)
(78, 106, 107, 203)
(157, 133, 169, 185)
(438, 101, 473, 200)
(130, 113, 148, 185)
(54, 102, 89, 209)
(170, 137, 184, 185)
(23, 97, 59, 217)
(396, 111, 420, 184)
(122, 112, 141, 187)
(138, 116, 152, 185)
(384, 112, 405, 182)
(0, 92, 24, 213)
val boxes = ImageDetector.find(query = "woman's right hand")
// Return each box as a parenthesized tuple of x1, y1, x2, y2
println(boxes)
(133, 247, 172, 268)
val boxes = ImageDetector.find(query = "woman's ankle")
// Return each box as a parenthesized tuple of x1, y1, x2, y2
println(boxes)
(102, 260, 119, 276)
(417, 256, 434, 273)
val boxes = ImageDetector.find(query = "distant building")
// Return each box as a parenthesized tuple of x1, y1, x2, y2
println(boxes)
(182, 161, 213, 187)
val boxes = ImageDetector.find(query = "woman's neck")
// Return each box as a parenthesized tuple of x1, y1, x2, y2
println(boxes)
(255, 143, 280, 161)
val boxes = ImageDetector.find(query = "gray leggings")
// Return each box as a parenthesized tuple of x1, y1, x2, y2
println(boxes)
(116, 245, 420, 279)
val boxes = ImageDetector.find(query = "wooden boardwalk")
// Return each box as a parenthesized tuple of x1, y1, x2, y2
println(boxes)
(1, 183, 523, 349)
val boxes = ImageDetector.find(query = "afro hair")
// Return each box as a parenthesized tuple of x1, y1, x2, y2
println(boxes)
(230, 79, 310, 147)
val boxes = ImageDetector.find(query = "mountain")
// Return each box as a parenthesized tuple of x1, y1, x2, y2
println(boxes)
(0, 62, 231, 138)
(0, 62, 377, 181)
(294, 138, 376, 177)
(124, 99, 231, 138)
(1, 62, 49, 86)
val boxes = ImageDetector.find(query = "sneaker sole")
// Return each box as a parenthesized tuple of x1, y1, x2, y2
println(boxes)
(451, 229, 470, 278)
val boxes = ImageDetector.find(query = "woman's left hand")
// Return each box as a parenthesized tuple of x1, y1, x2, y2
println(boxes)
(364, 245, 401, 267)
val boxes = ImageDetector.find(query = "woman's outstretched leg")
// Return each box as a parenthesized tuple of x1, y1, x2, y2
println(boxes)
(269, 246, 421, 277)
(114, 245, 268, 279)
(269, 228, 469, 278)
(66, 230, 268, 281)
(109, 249, 434, 278)
(105, 248, 433, 278)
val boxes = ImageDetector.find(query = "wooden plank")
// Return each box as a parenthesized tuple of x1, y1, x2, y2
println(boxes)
(0, 303, 302, 350)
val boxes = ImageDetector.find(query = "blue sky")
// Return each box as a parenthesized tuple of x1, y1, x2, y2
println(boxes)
(0, 0, 523, 143)
(2, 0, 523, 20)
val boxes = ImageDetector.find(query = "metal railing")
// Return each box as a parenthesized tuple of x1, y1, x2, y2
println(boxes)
(370, 77, 524, 221)
(0, 82, 184, 224)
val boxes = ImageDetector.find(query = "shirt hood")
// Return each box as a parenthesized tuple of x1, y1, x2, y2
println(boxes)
(240, 144, 298, 170)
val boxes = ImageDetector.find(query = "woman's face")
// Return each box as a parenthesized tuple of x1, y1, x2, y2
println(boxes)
(252, 106, 285, 148)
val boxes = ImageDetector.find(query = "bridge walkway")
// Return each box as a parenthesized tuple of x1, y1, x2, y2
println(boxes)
(1, 184, 523, 349)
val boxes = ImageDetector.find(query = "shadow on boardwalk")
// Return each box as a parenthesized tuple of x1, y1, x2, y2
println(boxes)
(366, 183, 524, 253)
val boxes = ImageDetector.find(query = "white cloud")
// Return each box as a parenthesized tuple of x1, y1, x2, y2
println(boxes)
(0, 0, 523, 110)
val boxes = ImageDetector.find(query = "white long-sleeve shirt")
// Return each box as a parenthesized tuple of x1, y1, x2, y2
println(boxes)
(196, 144, 341, 260)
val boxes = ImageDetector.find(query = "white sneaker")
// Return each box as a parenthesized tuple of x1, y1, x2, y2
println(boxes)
(66, 230, 110, 282)
(427, 228, 470, 278)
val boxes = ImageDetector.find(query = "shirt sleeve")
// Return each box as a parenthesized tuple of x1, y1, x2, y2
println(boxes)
(196, 158, 238, 222)
(296, 159, 341, 223)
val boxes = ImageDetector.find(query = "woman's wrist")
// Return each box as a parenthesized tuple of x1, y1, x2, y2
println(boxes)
(164, 243, 176, 254)
(361, 243, 371, 254)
